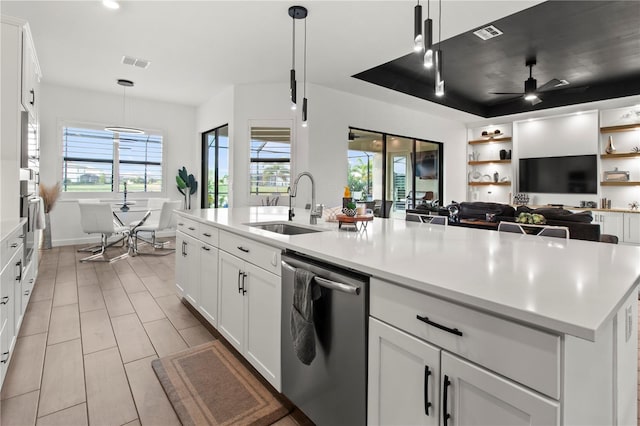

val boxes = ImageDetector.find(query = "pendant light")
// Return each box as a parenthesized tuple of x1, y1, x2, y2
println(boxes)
(301, 16, 309, 128)
(105, 79, 144, 134)
(289, 6, 307, 111)
(434, 0, 444, 97)
(413, 1, 423, 52)
(423, 0, 433, 68)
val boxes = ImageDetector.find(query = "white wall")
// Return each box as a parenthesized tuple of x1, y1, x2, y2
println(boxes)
(212, 82, 467, 211)
(39, 83, 197, 246)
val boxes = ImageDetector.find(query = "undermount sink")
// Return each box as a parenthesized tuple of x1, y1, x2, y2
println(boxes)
(246, 221, 324, 235)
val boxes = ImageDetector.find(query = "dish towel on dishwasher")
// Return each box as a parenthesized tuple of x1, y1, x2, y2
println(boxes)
(291, 268, 321, 365)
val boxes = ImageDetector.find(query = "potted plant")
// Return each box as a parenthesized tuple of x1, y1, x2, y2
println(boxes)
(176, 167, 198, 210)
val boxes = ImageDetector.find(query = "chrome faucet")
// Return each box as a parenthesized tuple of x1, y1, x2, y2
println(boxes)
(288, 172, 322, 225)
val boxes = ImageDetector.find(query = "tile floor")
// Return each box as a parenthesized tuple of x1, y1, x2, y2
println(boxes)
(0, 242, 212, 426)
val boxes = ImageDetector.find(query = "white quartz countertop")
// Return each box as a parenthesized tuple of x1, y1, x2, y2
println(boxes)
(180, 207, 640, 341)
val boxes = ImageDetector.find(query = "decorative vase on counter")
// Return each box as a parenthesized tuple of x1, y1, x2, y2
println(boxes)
(41, 213, 52, 250)
(605, 136, 616, 154)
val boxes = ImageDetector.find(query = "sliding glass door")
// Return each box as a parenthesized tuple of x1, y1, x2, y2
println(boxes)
(348, 128, 443, 218)
(201, 124, 229, 208)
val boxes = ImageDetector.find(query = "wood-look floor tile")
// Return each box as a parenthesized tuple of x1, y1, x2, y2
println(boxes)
(0, 333, 47, 400)
(19, 299, 52, 337)
(102, 287, 134, 318)
(155, 295, 200, 330)
(124, 356, 180, 426)
(179, 324, 215, 347)
(127, 258, 154, 277)
(54, 267, 76, 285)
(141, 275, 174, 299)
(48, 304, 80, 345)
(112, 260, 134, 275)
(80, 309, 117, 355)
(122, 420, 141, 426)
(143, 318, 187, 357)
(96, 269, 122, 290)
(153, 264, 174, 281)
(76, 267, 99, 287)
(128, 291, 165, 323)
(30, 279, 55, 302)
(0, 390, 39, 426)
(84, 347, 138, 426)
(111, 314, 156, 363)
(38, 339, 85, 417)
(36, 402, 88, 426)
(52, 281, 78, 307)
(117, 272, 147, 294)
(77, 285, 105, 313)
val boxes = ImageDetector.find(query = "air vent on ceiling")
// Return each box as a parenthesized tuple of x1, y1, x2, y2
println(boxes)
(121, 55, 151, 69)
(473, 25, 503, 41)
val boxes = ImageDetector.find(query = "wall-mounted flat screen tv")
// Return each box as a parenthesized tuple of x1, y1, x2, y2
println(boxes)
(412, 151, 438, 180)
(519, 154, 597, 194)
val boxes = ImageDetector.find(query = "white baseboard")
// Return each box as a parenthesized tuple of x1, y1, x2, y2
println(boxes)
(51, 230, 176, 247)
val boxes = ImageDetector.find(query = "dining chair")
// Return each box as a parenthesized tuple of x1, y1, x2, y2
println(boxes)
(497, 222, 526, 234)
(77, 199, 127, 254)
(425, 215, 447, 225)
(129, 200, 181, 255)
(78, 202, 130, 263)
(538, 226, 570, 239)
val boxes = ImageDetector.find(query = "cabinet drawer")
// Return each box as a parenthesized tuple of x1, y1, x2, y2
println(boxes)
(1, 228, 24, 272)
(199, 223, 219, 246)
(176, 216, 199, 238)
(370, 278, 560, 399)
(219, 230, 280, 276)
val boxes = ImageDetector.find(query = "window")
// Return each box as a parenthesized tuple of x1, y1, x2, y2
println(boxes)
(62, 126, 162, 193)
(249, 127, 291, 194)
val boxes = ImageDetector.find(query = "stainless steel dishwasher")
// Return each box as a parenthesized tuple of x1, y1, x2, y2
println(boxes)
(281, 251, 369, 426)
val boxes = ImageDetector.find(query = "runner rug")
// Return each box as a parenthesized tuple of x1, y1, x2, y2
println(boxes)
(152, 340, 292, 426)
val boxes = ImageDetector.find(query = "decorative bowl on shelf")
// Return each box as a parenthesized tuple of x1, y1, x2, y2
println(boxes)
(342, 208, 357, 217)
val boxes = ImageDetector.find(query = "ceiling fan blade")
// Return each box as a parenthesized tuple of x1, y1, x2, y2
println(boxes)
(538, 78, 568, 92)
(490, 92, 525, 95)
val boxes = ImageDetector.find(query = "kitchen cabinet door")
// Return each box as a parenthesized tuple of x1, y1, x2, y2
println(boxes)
(368, 318, 440, 426)
(217, 251, 245, 352)
(198, 243, 218, 326)
(244, 262, 281, 390)
(12, 257, 23, 336)
(624, 213, 640, 244)
(441, 352, 559, 426)
(175, 231, 199, 304)
(597, 211, 624, 241)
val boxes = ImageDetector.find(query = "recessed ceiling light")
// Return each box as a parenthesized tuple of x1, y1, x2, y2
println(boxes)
(103, 0, 120, 10)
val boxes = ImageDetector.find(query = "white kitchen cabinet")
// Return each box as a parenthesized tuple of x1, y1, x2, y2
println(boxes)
(20, 25, 41, 121)
(442, 352, 558, 426)
(198, 243, 219, 326)
(175, 231, 199, 299)
(0, 243, 21, 389)
(217, 230, 281, 390)
(624, 213, 640, 244)
(368, 318, 558, 426)
(368, 318, 440, 426)
(594, 211, 624, 241)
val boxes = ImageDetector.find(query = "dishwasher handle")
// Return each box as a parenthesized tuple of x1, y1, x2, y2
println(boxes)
(282, 260, 361, 295)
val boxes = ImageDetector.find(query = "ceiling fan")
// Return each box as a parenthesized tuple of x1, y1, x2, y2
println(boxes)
(490, 59, 569, 106)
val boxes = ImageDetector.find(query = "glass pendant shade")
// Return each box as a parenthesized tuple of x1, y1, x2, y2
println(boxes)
(423, 18, 433, 67)
(414, 4, 423, 52)
(301, 98, 308, 127)
(435, 50, 445, 97)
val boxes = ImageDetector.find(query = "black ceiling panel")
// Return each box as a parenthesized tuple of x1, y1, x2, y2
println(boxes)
(353, 1, 640, 118)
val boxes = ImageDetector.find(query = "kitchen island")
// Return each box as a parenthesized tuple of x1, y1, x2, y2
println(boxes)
(175, 206, 640, 425)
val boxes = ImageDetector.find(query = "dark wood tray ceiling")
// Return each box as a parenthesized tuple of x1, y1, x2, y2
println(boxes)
(353, 1, 640, 118)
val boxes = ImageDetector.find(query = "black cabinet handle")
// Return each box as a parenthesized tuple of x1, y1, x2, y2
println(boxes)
(10, 243, 18, 248)
(18, 234, 25, 238)
(237, 246, 250, 253)
(237, 270, 243, 293)
(0, 296, 9, 305)
(416, 315, 463, 336)
(24, 290, 30, 296)
(443, 375, 451, 426)
(30, 89, 35, 106)
(203, 232, 212, 237)
(202, 246, 210, 251)
(178, 222, 184, 226)
(241, 272, 247, 295)
(188, 227, 196, 231)
(424, 365, 432, 416)
(181, 241, 187, 256)
(1, 351, 9, 363)
(16, 260, 22, 282)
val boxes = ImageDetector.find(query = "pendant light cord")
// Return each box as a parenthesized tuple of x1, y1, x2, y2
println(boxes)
(438, 0, 442, 44)
(122, 86, 126, 125)
(303, 18, 307, 98)
(292, 15, 296, 69)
